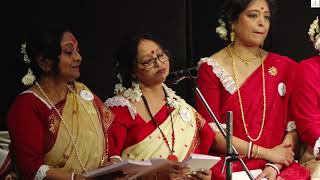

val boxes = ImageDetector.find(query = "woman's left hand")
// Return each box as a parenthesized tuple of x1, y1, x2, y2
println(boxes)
(255, 166, 284, 180)
(187, 169, 212, 180)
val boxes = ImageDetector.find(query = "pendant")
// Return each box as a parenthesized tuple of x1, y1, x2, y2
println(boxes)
(167, 154, 178, 161)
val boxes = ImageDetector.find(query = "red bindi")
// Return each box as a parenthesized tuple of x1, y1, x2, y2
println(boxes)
(151, 50, 155, 54)
(261, 7, 264, 10)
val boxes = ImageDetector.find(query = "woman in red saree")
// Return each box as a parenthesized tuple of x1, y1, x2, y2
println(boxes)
(7, 26, 114, 180)
(291, 16, 320, 178)
(106, 33, 215, 179)
(196, 0, 309, 179)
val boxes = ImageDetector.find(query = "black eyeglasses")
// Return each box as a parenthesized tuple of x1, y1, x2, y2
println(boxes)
(137, 51, 169, 70)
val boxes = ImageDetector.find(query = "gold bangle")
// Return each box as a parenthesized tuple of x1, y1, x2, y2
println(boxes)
(251, 144, 256, 158)
(254, 146, 260, 158)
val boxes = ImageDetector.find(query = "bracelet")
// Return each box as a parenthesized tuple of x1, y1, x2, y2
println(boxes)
(265, 163, 280, 175)
(110, 155, 123, 162)
(71, 172, 75, 180)
(247, 141, 253, 159)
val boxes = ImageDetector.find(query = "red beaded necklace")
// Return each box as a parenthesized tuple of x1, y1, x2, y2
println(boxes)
(141, 87, 177, 161)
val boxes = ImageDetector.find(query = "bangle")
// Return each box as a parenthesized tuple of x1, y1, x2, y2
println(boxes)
(254, 146, 260, 158)
(251, 144, 256, 158)
(265, 163, 280, 175)
(247, 141, 253, 159)
(71, 172, 75, 180)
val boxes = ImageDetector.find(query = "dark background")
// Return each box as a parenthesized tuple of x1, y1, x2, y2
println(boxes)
(1, 0, 319, 130)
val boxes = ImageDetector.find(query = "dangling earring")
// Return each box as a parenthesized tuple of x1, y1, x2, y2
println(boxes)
(230, 25, 236, 44)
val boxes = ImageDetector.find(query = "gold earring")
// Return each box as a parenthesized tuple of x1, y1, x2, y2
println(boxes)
(230, 25, 236, 43)
(230, 31, 235, 43)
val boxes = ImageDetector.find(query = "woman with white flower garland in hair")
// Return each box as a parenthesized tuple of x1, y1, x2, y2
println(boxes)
(291, 16, 320, 178)
(7, 25, 118, 180)
(196, 0, 310, 179)
(105, 33, 215, 179)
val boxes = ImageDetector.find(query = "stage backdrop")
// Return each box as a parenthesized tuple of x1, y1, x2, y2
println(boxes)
(1, 0, 319, 129)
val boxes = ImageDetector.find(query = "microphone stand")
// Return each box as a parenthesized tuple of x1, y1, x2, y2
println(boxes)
(169, 73, 254, 180)
(226, 111, 233, 180)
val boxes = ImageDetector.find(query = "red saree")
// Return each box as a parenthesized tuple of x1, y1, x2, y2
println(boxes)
(196, 53, 309, 179)
(292, 56, 320, 150)
(292, 56, 320, 178)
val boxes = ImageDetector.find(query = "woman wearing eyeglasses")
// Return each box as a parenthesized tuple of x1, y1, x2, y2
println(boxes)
(105, 33, 216, 179)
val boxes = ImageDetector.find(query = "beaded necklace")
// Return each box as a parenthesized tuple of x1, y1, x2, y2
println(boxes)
(36, 82, 105, 172)
(141, 87, 177, 161)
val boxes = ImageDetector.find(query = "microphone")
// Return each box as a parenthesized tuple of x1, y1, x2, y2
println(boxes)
(166, 66, 198, 84)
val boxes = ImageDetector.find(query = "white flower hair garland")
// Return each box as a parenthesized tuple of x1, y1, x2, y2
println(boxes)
(20, 42, 36, 85)
(308, 16, 320, 51)
(216, 18, 228, 41)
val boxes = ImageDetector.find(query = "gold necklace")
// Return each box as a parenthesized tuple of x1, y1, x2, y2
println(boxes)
(230, 46, 258, 65)
(35, 82, 105, 172)
(228, 45, 266, 142)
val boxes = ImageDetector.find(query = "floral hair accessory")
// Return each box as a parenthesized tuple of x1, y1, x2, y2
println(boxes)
(114, 83, 126, 94)
(20, 42, 36, 85)
(308, 16, 320, 51)
(21, 68, 36, 86)
(216, 18, 228, 41)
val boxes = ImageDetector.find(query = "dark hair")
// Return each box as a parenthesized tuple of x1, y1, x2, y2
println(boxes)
(219, 0, 277, 40)
(114, 33, 169, 88)
(23, 25, 74, 80)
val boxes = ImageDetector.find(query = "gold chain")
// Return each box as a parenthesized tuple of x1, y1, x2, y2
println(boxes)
(35, 82, 105, 172)
(230, 46, 258, 65)
(228, 45, 266, 142)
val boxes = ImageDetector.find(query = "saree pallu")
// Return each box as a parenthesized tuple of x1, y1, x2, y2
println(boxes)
(121, 102, 213, 162)
(45, 82, 105, 174)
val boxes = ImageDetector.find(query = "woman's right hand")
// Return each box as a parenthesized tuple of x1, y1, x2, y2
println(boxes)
(264, 143, 294, 166)
(167, 161, 190, 180)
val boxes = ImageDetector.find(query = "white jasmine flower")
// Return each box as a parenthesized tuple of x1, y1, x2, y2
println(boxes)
(315, 36, 320, 51)
(114, 83, 126, 95)
(21, 42, 31, 64)
(21, 68, 35, 86)
(216, 19, 228, 41)
(123, 82, 142, 102)
(166, 96, 179, 109)
(309, 16, 319, 43)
